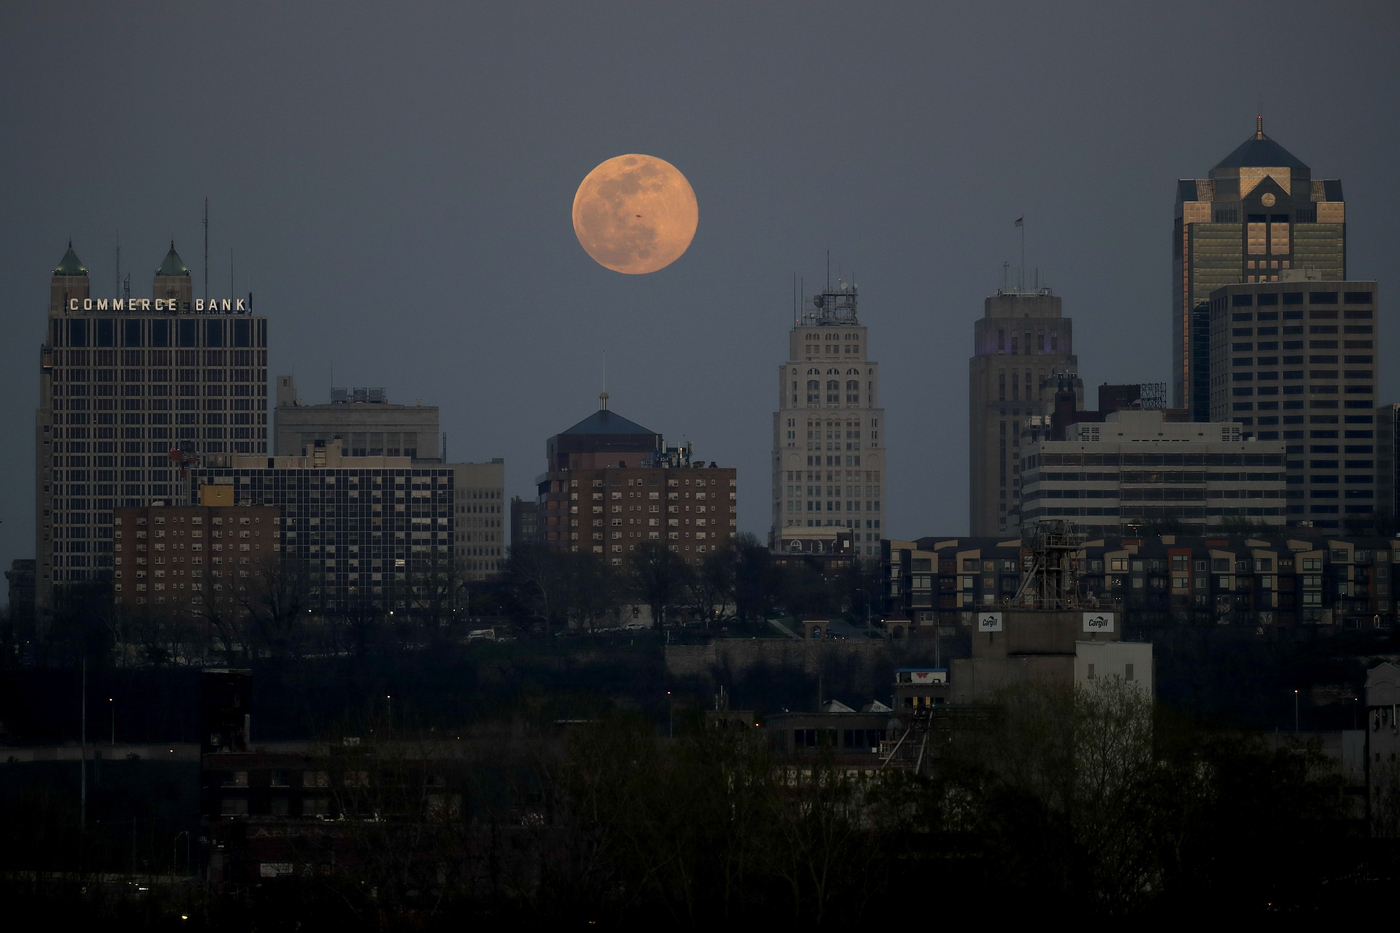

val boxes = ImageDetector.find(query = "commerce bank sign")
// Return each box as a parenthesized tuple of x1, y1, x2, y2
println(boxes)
(68, 297, 249, 313)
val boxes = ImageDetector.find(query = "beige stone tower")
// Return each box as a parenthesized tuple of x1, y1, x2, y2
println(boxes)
(771, 283, 886, 559)
(969, 287, 1078, 537)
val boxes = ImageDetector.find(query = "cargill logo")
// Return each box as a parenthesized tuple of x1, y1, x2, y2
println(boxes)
(1085, 614, 1112, 629)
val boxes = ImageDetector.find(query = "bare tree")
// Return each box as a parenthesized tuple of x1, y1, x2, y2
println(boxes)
(195, 564, 252, 663)
(629, 542, 692, 629)
(405, 546, 465, 636)
(688, 546, 734, 627)
(242, 555, 312, 659)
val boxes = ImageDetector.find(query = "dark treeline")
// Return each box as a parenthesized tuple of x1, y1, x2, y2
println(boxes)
(4, 620, 1389, 747)
(6, 682, 1398, 928)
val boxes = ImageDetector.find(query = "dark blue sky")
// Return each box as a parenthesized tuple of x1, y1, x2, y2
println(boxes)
(2, 2, 1397, 583)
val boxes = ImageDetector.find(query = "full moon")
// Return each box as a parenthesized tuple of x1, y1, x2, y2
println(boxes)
(572, 154, 698, 274)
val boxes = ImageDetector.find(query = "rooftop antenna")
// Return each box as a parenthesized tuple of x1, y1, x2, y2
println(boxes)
(792, 272, 797, 325)
(230, 247, 234, 301)
(114, 230, 120, 298)
(1016, 214, 1025, 291)
(203, 197, 209, 303)
(826, 249, 830, 292)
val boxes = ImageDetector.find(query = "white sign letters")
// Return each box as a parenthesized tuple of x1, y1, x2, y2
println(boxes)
(69, 297, 248, 313)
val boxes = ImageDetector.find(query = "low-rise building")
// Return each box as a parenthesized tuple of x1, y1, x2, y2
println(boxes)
(1020, 408, 1287, 538)
(885, 532, 1400, 633)
(950, 608, 1151, 704)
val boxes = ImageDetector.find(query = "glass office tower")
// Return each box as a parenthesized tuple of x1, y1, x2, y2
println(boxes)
(1173, 118, 1345, 421)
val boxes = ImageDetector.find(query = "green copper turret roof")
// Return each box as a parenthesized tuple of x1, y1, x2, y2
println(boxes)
(156, 241, 191, 276)
(53, 241, 87, 276)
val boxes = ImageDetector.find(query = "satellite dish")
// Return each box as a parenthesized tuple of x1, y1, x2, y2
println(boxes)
(812, 295, 824, 308)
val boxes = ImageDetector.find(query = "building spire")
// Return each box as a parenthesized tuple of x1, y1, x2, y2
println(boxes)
(1255, 113, 1264, 139)
(599, 391, 609, 411)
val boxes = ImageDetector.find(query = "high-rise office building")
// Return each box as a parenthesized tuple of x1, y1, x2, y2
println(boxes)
(538, 395, 735, 564)
(273, 376, 440, 459)
(772, 284, 886, 558)
(968, 286, 1078, 537)
(1208, 278, 1378, 533)
(1174, 118, 1345, 421)
(1378, 403, 1400, 533)
(35, 242, 268, 619)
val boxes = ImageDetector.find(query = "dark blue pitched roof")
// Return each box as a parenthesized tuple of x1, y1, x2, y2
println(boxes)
(1213, 124, 1308, 172)
(561, 409, 656, 436)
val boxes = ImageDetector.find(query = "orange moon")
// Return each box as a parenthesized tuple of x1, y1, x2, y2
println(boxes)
(572, 154, 698, 274)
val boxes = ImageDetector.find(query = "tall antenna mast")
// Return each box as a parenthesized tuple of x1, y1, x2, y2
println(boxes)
(115, 230, 120, 298)
(203, 197, 209, 303)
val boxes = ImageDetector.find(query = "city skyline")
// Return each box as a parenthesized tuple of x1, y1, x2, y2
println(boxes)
(2, 4, 1397, 582)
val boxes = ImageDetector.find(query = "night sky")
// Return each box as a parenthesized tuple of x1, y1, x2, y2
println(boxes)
(2, 2, 1397, 584)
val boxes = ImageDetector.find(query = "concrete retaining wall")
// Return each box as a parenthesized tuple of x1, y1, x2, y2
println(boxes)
(666, 638, 929, 682)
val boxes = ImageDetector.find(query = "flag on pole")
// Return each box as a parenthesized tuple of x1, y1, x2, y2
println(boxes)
(1014, 216, 1023, 227)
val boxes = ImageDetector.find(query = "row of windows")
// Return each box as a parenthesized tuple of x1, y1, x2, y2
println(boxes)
(1229, 291, 1372, 307)
(789, 500, 881, 512)
(51, 316, 266, 348)
(52, 366, 265, 383)
(48, 348, 264, 367)
(1229, 387, 1374, 398)
(1036, 452, 1283, 467)
(1231, 372, 1372, 381)
(1029, 471, 1283, 484)
(1028, 489, 1286, 501)
(1229, 356, 1372, 365)
(1228, 326, 1373, 339)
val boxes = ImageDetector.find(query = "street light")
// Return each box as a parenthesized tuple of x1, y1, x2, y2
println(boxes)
(667, 691, 673, 739)
(109, 698, 115, 746)
(1294, 688, 1300, 732)
(386, 695, 392, 734)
